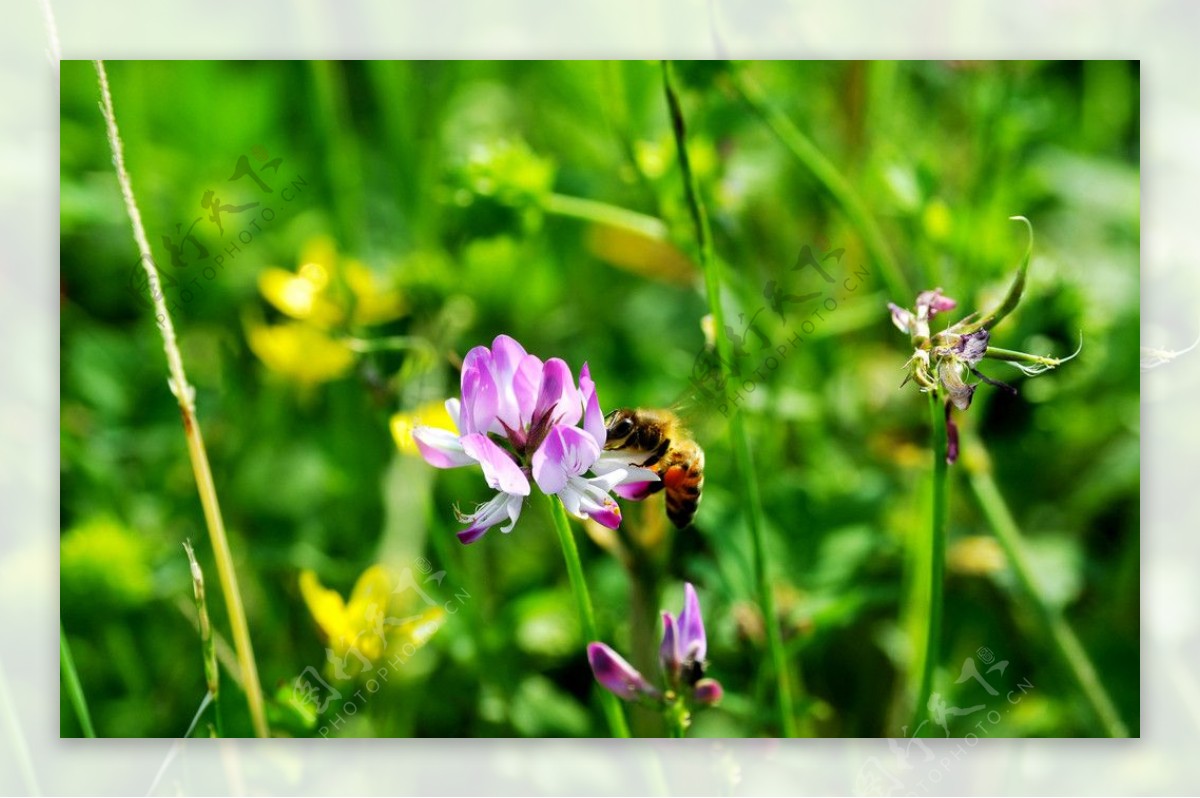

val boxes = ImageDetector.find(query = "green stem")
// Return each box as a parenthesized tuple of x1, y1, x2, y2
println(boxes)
(661, 59, 799, 738)
(182, 541, 223, 736)
(912, 393, 948, 734)
(96, 61, 269, 737)
(984, 346, 1056, 364)
(184, 691, 216, 738)
(965, 447, 1129, 737)
(664, 698, 688, 738)
(730, 64, 910, 302)
(542, 493, 631, 738)
(541, 192, 670, 241)
(342, 335, 438, 359)
(60, 624, 96, 738)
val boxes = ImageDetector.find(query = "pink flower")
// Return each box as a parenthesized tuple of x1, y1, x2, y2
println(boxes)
(413, 335, 656, 543)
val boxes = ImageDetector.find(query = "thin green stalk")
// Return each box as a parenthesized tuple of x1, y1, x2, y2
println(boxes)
(541, 192, 671, 241)
(182, 540, 220, 736)
(912, 393, 949, 733)
(542, 492, 631, 738)
(342, 335, 437, 355)
(665, 698, 688, 738)
(60, 624, 95, 738)
(184, 691, 215, 739)
(662, 59, 799, 738)
(730, 65, 911, 302)
(95, 61, 268, 737)
(182, 542, 218, 697)
(964, 443, 1129, 737)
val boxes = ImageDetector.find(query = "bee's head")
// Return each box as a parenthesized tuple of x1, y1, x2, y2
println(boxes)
(603, 408, 638, 449)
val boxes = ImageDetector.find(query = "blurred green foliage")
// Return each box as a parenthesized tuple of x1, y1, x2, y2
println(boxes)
(59, 60, 1138, 737)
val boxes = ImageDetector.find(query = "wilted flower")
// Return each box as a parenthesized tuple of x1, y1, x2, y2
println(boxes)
(587, 583, 723, 732)
(889, 217, 1080, 462)
(412, 335, 657, 543)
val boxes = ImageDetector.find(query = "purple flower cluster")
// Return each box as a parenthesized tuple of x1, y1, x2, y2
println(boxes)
(413, 335, 656, 543)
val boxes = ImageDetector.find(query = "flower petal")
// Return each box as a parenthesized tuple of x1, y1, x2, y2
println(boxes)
(677, 583, 707, 664)
(490, 335, 528, 379)
(532, 425, 601, 495)
(412, 426, 476, 469)
(938, 360, 976, 411)
(555, 472, 624, 528)
(444, 398, 463, 434)
(490, 335, 529, 430)
(888, 302, 916, 335)
(513, 354, 544, 428)
(532, 358, 582, 429)
(460, 361, 499, 436)
(460, 433, 530, 496)
(917, 288, 957, 318)
(592, 452, 660, 485)
(614, 480, 658, 501)
(586, 497, 622, 529)
(455, 491, 524, 544)
(956, 329, 990, 366)
(587, 642, 658, 702)
(659, 610, 681, 681)
(451, 492, 523, 542)
(579, 362, 607, 448)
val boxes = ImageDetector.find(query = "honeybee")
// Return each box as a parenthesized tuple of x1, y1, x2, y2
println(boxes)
(603, 408, 705, 528)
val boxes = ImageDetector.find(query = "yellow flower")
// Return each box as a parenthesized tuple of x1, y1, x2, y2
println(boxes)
(259, 236, 405, 329)
(389, 400, 457, 457)
(257, 265, 342, 327)
(247, 319, 356, 385)
(299, 565, 444, 678)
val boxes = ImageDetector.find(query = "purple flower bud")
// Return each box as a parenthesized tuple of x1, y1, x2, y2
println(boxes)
(692, 677, 724, 706)
(587, 642, 659, 702)
(677, 583, 707, 664)
(659, 611, 680, 682)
